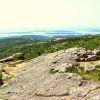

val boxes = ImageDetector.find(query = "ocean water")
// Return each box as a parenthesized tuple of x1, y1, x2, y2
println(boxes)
(0, 28, 100, 38)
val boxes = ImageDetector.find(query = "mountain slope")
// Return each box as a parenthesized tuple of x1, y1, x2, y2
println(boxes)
(0, 35, 49, 41)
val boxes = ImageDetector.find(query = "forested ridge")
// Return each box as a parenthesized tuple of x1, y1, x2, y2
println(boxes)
(0, 35, 100, 60)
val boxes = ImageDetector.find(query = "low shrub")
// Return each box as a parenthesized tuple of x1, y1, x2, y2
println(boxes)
(49, 68, 58, 74)
(0, 71, 2, 79)
(95, 65, 100, 69)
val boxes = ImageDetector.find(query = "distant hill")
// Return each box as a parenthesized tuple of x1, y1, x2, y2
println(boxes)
(0, 38, 35, 47)
(0, 35, 49, 41)
(0, 35, 100, 60)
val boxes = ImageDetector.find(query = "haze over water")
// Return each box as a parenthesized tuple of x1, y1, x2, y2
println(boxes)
(0, 0, 100, 37)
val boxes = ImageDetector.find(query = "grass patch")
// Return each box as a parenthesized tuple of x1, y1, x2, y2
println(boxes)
(82, 75, 92, 80)
(0, 71, 3, 79)
(67, 63, 100, 81)
(75, 63, 100, 81)
(4, 75, 14, 82)
(95, 65, 100, 69)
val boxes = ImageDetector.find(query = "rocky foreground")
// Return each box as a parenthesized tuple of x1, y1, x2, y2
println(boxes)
(0, 48, 100, 100)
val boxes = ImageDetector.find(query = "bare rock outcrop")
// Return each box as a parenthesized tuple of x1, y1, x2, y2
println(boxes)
(76, 48, 100, 61)
(0, 53, 24, 63)
(0, 48, 99, 100)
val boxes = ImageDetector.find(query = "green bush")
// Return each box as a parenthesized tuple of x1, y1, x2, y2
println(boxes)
(82, 75, 92, 80)
(0, 71, 3, 79)
(95, 65, 100, 69)
(49, 68, 59, 74)
(12, 53, 24, 61)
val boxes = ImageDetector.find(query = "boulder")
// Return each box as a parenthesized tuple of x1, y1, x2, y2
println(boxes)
(93, 49, 100, 56)
(0, 57, 13, 63)
(86, 50, 93, 55)
(76, 49, 100, 61)
(77, 49, 87, 61)
(87, 55, 97, 61)
(84, 64, 95, 72)
(0, 53, 24, 63)
(77, 49, 86, 56)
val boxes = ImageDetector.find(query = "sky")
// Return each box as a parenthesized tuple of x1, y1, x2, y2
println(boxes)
(0, 0, 100, 37)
